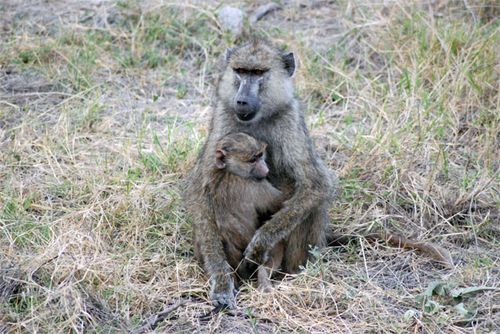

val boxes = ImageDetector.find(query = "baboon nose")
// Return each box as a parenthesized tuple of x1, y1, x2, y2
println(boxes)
(234, 96, 260, 121)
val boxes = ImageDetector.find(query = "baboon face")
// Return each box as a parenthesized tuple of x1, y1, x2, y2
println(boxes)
(219, 40, 296, 123)
(215, 133, 269, 180)
(232, 68, 264, 121)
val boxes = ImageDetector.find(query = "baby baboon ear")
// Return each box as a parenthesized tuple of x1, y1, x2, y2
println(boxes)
(215, 149, 226, 169)
(282, 52, 296, 77)
(225, 48, 234, 63)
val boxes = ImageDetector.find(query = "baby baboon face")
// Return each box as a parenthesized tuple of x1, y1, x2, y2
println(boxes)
(215, 133, 269, 180)
(219, 40, 296, 123)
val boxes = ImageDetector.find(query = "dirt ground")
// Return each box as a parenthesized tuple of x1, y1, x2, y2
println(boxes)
(1, 0, 499, 333)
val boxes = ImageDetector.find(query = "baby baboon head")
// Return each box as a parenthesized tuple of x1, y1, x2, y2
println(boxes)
(215, 132, 269, 180)
(218, 39, 296, 123)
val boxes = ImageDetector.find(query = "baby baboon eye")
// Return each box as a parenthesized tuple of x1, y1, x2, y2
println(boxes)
(248, 152, 263, 163)
(248, 156, 258, 163)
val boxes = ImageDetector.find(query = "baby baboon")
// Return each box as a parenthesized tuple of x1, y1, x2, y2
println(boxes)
(207, 132, 285, 291)
(185, 39, 337, 307)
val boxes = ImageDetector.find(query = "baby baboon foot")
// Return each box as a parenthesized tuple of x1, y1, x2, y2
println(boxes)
(257, 266, 273, 293)
(258, 281, 273, 293)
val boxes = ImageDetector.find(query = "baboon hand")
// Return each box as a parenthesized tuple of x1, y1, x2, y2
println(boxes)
(243, 231, 270, 265)
(209, 272, 236, 308)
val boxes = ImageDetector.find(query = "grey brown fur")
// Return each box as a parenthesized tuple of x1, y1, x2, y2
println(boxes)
(184, 39, 336, 307)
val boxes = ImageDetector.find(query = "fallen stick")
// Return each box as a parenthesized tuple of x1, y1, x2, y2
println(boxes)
(129, 300, 185, 334)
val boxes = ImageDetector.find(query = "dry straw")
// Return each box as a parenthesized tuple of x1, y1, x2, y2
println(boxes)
(1, 0, 498, 332)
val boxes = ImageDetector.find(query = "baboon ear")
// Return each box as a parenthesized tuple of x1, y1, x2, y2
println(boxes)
(215, 149, 226, 169)
(225, 48, 234, 63)
(282, 52, 296, 77)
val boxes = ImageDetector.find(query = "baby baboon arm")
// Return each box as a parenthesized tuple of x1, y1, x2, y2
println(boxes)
(257, 241, 284, 292)
(253, 181, 284, 214)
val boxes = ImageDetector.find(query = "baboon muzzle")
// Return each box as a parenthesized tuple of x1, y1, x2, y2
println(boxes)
(234, 78, 261, 122)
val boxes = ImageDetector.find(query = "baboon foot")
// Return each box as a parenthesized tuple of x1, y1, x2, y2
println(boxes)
(209, 273, 236, 308)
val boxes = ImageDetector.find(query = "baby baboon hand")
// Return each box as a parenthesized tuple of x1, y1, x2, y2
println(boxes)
(209, 272, 236, 308)
(243, 231, 270, 265)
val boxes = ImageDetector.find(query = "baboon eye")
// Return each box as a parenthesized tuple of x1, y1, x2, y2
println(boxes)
(255, 152, 263, 158)
(234, 68, 268, 76)
(234, 68, 247, 75)
(252, 69, 267, 76)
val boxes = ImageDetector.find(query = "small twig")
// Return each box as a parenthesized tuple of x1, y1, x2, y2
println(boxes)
(29, 255, 60, 281)
(0, 100, 20, 110)
(1, 91, 73, 98)
(197, 304, 276, 324)
(197, 303, 229, 322)
(129, 300, 185, 334)
(359, 237, 371, 281)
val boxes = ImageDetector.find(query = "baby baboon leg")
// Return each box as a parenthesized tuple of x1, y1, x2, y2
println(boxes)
(257, 242, 284, 291)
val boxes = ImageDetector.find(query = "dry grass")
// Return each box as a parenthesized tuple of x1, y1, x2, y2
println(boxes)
(1, 0, 498, 333)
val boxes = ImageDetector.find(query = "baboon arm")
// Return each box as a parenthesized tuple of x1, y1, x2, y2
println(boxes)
(198, 217, 230, 272)
(245, 133, 335, 264)
(245, 180, 328, 264)
(194, 210, 236, 307)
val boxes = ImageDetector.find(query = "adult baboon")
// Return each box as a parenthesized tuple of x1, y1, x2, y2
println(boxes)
(184, 39, 336, 307)
(205, 132, 285, 291)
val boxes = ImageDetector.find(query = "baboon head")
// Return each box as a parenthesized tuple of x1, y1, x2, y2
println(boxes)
(218, 40, 296, 123)
(215, 133, 269, 180)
